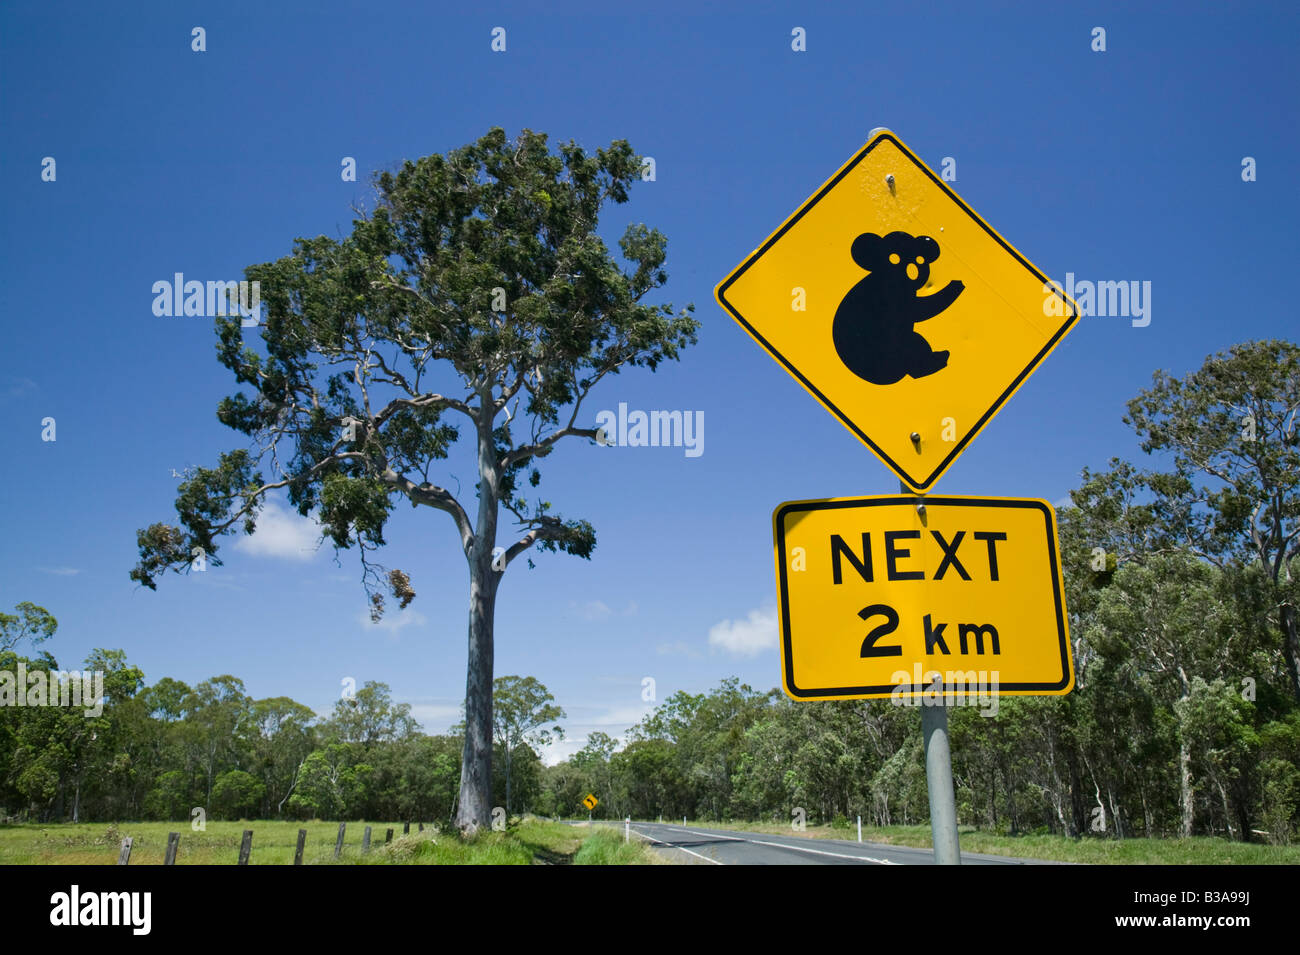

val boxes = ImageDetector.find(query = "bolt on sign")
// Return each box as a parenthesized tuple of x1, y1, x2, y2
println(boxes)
(773, 495, 1073, 700)
(583, 794, 599, 810)
(716, 130, 1079, 492)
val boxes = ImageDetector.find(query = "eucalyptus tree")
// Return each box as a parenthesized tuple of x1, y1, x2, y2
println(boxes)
(1125, 340, 1300, 699)
(130, 127, 697, 831)
(492, 675, 564, 814)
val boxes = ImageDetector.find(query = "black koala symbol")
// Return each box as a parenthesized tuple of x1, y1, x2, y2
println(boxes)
(832, 231, 965, 386)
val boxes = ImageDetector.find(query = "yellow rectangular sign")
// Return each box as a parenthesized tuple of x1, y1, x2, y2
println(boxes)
(773, 495, 1072, 700)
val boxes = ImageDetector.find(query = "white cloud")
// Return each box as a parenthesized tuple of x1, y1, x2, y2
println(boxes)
(356, 606, 428, 634)
(233, 498, 322, 561)
(656, 640, 703, 660)
(409, 702, 464, 732)
(568, 600, 636, 622)
(572, 599, 612, 621)
(38, 566, 81, 576)
(530, 702, 656, 765)
(708, 605, 778, 657)
(2, 376, 37, 398)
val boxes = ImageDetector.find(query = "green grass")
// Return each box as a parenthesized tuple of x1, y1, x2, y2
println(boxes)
(0, 818, 653, 865)
(675, 819, 1300, 864)
(574, 825, 654, 865)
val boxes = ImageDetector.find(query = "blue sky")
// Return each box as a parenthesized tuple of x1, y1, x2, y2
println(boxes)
(2, 1, 1296, 761)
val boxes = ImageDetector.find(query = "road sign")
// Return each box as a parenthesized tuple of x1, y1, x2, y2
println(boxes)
(773, 494, 1072, 700)
(716, 130, 1079, 492)
(582, 794, 598, 810)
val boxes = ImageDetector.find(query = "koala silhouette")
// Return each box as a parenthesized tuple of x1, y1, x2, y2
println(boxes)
(832, 231, 964, 385)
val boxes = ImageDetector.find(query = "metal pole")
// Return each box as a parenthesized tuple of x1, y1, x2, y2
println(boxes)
(922, 699, 961, 864)
(857, 815, 862, 843)
(900, 478, 961, 865)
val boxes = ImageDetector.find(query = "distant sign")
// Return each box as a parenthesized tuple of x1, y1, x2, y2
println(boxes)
(716, 130, 1079, 491)
(773, 495, 1072, 700)
(582, 794, 599, 810)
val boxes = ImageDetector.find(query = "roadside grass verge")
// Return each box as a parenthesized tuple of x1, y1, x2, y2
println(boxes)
(573, 824, 653, 865)
(0, 818, 652, 865)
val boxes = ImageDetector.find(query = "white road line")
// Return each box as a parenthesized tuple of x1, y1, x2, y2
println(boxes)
(745, 838, 898, 865)
(646, 825, 899, 865)
(660, 825, 743, 840)
(630, 826, 723, 865)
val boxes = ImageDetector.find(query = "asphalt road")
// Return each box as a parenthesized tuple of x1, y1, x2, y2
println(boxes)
(602, 821, 1056, 865)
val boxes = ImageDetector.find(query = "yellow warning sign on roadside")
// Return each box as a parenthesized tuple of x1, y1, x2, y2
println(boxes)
(773, 494, 1072, 700)
(583, 793, 598, 810)
(717, 130, 1078, 492)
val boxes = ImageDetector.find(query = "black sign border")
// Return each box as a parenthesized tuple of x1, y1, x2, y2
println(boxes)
(717, 133, 1079, 492)
(773, 495, 1071, 698)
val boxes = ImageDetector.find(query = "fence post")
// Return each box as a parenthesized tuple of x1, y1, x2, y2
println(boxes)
(238, 829, 253, 865)
(165, 832, 179, 865)
(404, 821, 410, 835)
(294, 829, 306, 865)
(362, 826, 372, 853)
(385, 828, 394, 845)
(418, 821, 423, 832)
(335, 822, 346, 859)
(117, 837, 133, 865)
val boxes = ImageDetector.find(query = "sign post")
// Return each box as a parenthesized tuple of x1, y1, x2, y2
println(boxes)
(717, 128, 1079, 865)
(902, 480, 961, 866)
(921, 696, 960, 864)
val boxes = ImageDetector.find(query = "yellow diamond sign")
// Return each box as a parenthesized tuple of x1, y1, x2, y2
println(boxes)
(582, 793, 598, 810)
(716, 130, 1079, 492)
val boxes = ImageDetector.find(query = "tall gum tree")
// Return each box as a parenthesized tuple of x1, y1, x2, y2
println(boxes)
(1124, 340, 1300, 701)
(130, 128, 698, 832)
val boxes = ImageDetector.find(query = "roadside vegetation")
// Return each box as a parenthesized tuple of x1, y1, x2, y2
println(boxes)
(0, 818, 653, 865)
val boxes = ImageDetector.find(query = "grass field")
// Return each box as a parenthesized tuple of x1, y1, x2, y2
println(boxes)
(687, 820, 1300, 864)
(0, 818, 654, 865)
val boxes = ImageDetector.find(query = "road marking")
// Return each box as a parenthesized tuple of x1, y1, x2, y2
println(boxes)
(630, 826, 723, 865)
(745, 837, 898, 865)
(660, 825, 743, 840)
(651, 825, 899, 864)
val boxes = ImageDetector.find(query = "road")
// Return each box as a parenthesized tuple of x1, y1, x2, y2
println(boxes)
(598, 821, 1058, 865)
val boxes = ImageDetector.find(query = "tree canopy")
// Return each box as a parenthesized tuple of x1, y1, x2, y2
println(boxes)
(131, 127, 698, 832)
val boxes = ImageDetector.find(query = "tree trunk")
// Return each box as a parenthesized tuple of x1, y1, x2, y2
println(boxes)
(455, 565, 498, 833)
(1215, 778, 1234, 840)
(1280, 602, 1300, 703)
(1178, 736, 1193, 838)
(455, 405, 503, 835)
(1176, 670, 1193, 839)
(505, 742, 512, 815)
(1069, 762, 1087, 837)
(1107, 786, 1123, 839)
